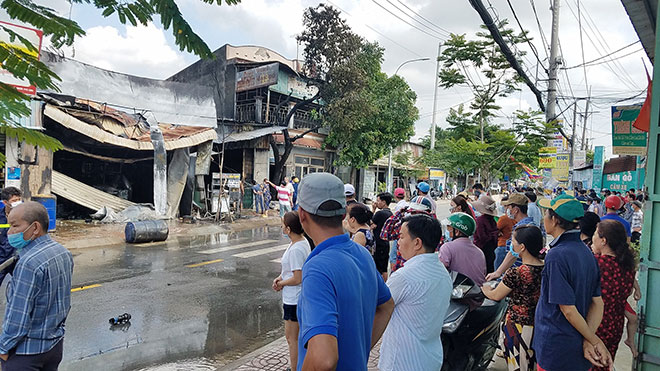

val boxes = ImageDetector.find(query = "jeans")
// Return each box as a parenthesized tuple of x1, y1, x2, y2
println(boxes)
(279, 203, 292, 217)
(494, 245, 507, 272)
(389, 240, 398, 264)
(254, 194, 264, 214)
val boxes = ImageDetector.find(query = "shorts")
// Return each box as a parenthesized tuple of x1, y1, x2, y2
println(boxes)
(279, 203, 292, 217)
(373, 243, 389, 273)
(283, 303, 298, 322)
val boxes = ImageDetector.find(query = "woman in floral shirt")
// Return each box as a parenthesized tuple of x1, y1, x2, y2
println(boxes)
(591, 219, 636, 370)
(482, 225, 544, 371)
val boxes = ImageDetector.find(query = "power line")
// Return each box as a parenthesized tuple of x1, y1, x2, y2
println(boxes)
(393, 0, 453, 36)
(325, 0, 424, 58)
(565, 0, 639, 91)
(529, 0, 550, 59)
(576, 0, 589, 96)
(563, 41, 642, 69)
(381, 0, 450, 38)
(370, 0, 445, 41)
(505, 0, 548, 74)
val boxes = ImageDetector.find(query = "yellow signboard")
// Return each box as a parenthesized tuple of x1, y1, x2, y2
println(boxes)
(538, 147, 557, 169)
(429, 168, 445, 180)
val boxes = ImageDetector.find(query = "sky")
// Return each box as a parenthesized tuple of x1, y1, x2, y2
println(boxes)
(1, 0, 651, 160)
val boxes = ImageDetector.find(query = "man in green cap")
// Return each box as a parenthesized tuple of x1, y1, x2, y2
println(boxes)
(533, 194, 612, 371)
(438, 212, 486, 287)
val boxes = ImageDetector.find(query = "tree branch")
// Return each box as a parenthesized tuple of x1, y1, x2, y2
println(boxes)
(291, 125, 321, 141)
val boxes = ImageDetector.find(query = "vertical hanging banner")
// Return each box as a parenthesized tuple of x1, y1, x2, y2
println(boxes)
(539, 147, 558, 169)
(552, 152, 570, 182)
(0, 21, 44, 95)
(573, 150, 587, 169)
(612, 105, 647, 156)
(592, 146, 604, 190)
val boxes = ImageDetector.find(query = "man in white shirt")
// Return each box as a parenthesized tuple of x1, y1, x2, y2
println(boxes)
(379, 214, 452, 371)
(393, 188, 408, 212)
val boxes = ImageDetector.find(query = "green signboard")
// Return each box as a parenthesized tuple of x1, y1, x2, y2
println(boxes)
(602, 171, 637, 192)
(592, 146, 604, 191)
(611, 105, 647, 156)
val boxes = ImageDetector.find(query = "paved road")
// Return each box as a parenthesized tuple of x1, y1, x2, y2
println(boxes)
(0, 225, 291, 370)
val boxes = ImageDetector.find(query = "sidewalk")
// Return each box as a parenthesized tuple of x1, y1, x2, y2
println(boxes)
(221, 337, 381, 371)
(51, 211, 283, 250)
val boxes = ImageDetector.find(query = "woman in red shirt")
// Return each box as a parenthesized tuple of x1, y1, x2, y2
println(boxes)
(591, 219, 636, 370)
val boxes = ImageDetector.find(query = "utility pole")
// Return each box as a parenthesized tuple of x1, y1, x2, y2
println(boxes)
(581, 92, 591, 150)
(570, 101, 578, 188)
(430, 42, 442, 150)
(546, 0, 561, 124)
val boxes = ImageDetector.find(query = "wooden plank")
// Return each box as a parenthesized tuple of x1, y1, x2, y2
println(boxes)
(51, 171, 135, 212)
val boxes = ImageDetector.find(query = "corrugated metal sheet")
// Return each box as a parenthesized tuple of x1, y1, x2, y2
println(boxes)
(621, 0, 656, 62)
(41, 52, 217, 128)
(52, 170, 136, 212)
(220, 126, 283, 143)
(45, 105, 216, 151)
(272, 133, 324, 149)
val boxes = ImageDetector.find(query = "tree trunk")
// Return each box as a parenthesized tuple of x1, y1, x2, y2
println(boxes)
(267, 92, 321, 184)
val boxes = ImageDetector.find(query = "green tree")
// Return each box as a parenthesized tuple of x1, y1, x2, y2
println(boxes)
(438, 22, 527, 143)
(275, 4, 417, 174)
(0, 0, 240, 165)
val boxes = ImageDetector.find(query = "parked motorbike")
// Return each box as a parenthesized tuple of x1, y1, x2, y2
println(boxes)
(442, 272, 507, 371)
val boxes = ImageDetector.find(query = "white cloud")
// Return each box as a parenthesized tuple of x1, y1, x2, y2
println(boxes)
(67, 23, 188, 79)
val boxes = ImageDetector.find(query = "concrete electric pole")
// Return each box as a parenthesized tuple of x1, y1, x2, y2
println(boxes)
(430, 42, 442, 150)
(546, 0, 561, 124)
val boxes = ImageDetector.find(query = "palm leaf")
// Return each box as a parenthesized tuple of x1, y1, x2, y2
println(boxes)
(1, 0, 85, 47)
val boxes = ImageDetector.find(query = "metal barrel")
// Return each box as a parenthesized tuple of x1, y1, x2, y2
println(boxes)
(124, 220, 169, 243)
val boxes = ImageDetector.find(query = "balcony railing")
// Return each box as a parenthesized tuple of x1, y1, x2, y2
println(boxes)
(235, 102, 320, 130)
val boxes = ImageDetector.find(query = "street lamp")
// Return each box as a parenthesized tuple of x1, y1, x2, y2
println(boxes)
(394, 57, 430, 75)
(387, 57, 431, 192)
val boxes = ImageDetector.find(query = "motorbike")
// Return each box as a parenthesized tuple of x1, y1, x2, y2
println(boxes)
(441, 272, 507, 371)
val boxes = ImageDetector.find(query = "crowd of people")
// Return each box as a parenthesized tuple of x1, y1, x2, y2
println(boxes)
(271, 173, 644, 371)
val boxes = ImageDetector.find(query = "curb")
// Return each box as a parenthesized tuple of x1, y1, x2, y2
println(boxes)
(218, 336, 288, 370)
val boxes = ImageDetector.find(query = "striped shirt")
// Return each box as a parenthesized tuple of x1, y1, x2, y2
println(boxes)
(275, 186, 291, 204)
(378, 253, 452, 371)
(0, 235, 73, 355)
(632, 210, 643, 230)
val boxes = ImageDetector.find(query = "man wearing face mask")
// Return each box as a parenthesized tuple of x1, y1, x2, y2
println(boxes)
(486, 193, 537, 281)
(0, 187, 22, 286)
(0, 201, 73, 370)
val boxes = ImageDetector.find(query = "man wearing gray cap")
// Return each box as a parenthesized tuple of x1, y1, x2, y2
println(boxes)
(296, 173, 394, 370)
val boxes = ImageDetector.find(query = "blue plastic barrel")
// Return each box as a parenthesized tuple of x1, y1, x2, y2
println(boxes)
(125, 220, 169, 243)
(32, 195, 56, 231)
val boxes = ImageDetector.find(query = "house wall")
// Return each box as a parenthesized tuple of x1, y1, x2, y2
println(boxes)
(254, 148, 270, 183)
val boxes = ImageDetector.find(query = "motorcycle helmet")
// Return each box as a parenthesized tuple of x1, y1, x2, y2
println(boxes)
(442, 212, 476, 237)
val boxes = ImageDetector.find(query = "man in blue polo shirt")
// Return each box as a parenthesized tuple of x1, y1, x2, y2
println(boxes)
(296, 173, 394, 370)
(600, 195, 632, 237)
(534, 194, 612, 371)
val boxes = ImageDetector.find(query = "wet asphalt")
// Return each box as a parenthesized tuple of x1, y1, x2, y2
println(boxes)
(0, 199, 453, 371)
(0, 225, 289, 371)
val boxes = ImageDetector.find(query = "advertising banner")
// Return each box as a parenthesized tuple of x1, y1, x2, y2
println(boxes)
(0, 21, 43, 95)
(429, 168, 445, 181)
(573, 150, 587, 169)
(539, 147, 558, 169)
(602, 171, 637, 192)
(612, 105, 647, 156)
(552, 152, 570, 182)
(236, 63, 279, 92)
(592, 146, 604, 191)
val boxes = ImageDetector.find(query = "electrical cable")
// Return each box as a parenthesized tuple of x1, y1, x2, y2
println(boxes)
(393, 0, 453, 36)
(370, 0, 445, 41)
(563, 45, 643, 69)
(325, 0, 425, 58)
(505, 0, 548, 74)
(565, 0, 639, 90)
(381, 0, 450, 38)
(529, 0, 550, 59)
